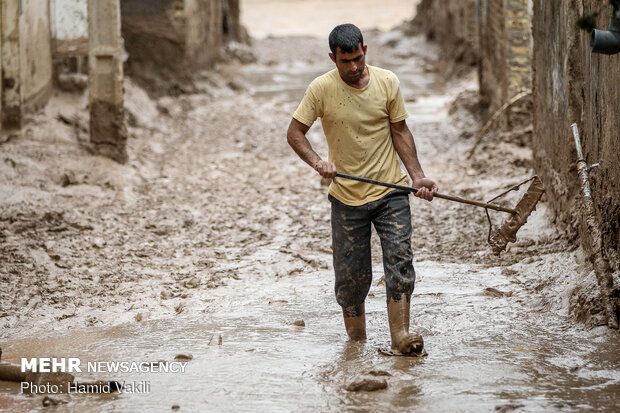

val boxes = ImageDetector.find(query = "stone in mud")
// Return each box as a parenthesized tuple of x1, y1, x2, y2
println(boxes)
(367, 369, 392, 377)
(92, 238, 105, 249)
(345, 375, 388, 392)
(171, 404, 180, 411)
(495, 403, 525, 412)
(293, 319, 305, 327)
(174, 354, 193, 362)
(222, 41, 257, 63)
(174, 302, 185, 314)
(227, 79, 248, 92)
(135, 312, 143, 322)
(42, 396, 68, 407)
(184, 277, 200, 289)
(484, 287, 512, 298)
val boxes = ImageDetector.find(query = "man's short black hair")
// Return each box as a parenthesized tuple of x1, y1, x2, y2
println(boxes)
(329, 24, 364, 56)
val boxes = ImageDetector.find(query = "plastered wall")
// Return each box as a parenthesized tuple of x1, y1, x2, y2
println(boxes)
(20, 0, 53, 110)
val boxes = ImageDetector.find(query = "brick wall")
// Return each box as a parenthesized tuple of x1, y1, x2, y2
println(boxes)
(505, 0, 532, 95)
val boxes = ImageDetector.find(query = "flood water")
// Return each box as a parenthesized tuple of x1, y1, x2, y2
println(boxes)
(1, 25, 619, 413)
(2, 260, 619, 412)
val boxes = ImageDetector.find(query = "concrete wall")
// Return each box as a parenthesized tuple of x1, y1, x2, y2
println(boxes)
(532, 0, 620, 274)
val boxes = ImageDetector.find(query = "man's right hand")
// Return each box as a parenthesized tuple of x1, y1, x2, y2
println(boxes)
(313, 160, 337, 180)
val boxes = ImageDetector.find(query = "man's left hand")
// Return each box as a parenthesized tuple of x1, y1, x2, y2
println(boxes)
(412, 178, 438, 201)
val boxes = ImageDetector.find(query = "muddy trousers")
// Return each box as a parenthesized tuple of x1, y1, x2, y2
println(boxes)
(329, 191, 416, 318)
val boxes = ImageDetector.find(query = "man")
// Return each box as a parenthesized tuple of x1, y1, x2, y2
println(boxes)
(287, 24, 437, 355)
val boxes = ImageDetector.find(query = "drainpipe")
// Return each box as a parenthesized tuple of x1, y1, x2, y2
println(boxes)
(571, 124, 619, 329)
(590, 4, 620, 54)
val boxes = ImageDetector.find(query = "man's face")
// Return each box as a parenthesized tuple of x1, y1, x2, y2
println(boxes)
(330, 43, 367, 84)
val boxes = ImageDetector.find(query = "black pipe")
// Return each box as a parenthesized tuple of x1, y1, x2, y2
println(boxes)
(591, 5, 620, 54)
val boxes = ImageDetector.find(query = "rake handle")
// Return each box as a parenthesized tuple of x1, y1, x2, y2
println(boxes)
(335, 173, 516, 214)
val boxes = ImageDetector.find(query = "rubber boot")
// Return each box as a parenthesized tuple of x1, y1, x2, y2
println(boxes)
(343, 304, 367, 340)
(387, 296, 424, 355)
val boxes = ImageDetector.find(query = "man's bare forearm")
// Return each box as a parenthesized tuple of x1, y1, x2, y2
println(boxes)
(287, 118, 337, 178)
(287, 128, 321, 168)
(287, 118, 323, 167)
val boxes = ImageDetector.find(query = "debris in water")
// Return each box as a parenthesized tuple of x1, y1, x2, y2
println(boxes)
(268, 299, 288, 305)
(209, 335, 223, 346)
(135, 312, 143, 322)
(171, 404, 180, 411)
(174, 354, 193, 362)
(293, 319, 305, 327)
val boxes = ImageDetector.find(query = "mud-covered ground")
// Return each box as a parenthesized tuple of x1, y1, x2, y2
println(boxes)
(0, 32, 601, 337)
(1, 9, 619, 412)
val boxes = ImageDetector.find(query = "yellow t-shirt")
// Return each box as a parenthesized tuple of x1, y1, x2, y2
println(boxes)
(293, 65, 409, 206)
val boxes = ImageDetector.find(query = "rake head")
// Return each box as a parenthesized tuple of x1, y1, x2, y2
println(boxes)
(489, 176, 545, 255)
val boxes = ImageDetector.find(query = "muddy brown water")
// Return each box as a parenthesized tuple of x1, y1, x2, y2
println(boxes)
(1, 29, 619, 412)
(1, 263, 619, 411)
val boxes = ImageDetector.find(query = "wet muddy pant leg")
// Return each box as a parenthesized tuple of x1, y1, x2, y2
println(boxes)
(330, 195, 372, 318)
(372, 193, 415, 303)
